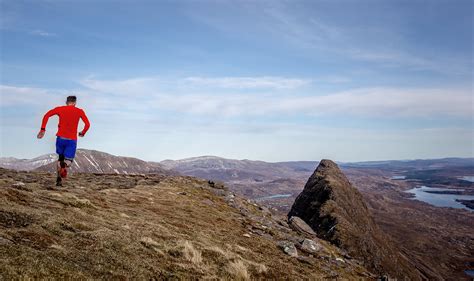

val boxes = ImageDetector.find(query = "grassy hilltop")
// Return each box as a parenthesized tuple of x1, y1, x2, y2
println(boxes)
(0, 168, 371, 279)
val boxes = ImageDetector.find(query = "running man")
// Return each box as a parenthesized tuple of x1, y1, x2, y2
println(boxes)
(37, 96, 90, 187)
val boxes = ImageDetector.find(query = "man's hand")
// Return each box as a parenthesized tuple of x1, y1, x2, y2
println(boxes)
(37, 130, 45, 139)
(78, 132, 85, 137)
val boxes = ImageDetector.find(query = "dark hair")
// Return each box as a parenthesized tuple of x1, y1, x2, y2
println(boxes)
(66, 96, 77, 103)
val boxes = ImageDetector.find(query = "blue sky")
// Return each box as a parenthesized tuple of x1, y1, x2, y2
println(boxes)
(1, 0, 473, 162)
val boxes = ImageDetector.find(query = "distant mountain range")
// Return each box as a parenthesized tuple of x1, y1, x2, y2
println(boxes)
(1, 149, 172, 175)
(0, 154, 57, 171)
(343, 157, 474, 170)
(2, 149, 472, 180)
(3, 149, 472, 204)
(161, 156, 318, 182)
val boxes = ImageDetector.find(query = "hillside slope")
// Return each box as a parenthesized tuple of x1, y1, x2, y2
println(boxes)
(160, 156, 317, 203)
(0, 168, 372, 279)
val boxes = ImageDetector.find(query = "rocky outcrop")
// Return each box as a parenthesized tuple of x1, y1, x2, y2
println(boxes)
(289, 159, 419, 280)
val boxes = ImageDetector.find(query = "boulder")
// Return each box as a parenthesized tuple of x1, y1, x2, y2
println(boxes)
(297, 256, 315, 265)
(278, 241, 298, 257)
(288, 216, 316, 237)
(299, 238, 323, 254)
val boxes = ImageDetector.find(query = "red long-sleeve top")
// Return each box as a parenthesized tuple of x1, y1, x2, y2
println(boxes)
(41, 105, 90, 140)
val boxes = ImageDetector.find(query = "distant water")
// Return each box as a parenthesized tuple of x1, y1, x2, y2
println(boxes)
(460, 176, 474, 183)
(256, 194, 293, 201)
(390, 175, 406, 180)
(465, 270, 474, 277)
(406, 186, 474, 211)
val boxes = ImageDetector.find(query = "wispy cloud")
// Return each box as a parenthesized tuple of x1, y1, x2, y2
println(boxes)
(261, 3, 341, 48)
(188, 1, 471, 76)
(30, 29, 56, 37)
(184, 76, 310, 89)
(153, 87, 473, 118)
(347, 49, 470, 75)
(80, 77, 161, 96)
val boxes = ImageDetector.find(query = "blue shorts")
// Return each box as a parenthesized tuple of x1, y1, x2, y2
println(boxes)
(56, 137, 77, 160)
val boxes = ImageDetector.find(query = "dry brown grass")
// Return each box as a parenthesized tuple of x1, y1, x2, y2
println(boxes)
(226, 259, 250, 280)
(181, 240, 202, 264)
(0, 168, 372, 279)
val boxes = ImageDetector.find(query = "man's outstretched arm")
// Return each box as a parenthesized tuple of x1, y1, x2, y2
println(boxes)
(78, 110, 90, 137)
(37, 107, 59, 139)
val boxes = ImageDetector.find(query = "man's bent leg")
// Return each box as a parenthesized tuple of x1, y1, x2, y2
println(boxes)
(62, 159, 73, 178)
(58, 154, 66, 166)
(57, 154, 69, 185)
(56, 156, 63, 186)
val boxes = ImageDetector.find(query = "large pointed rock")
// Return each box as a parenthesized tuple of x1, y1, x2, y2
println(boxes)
(289, 160, 419, 280)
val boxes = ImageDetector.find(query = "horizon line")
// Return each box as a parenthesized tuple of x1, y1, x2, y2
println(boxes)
(1, 148, 473, 165)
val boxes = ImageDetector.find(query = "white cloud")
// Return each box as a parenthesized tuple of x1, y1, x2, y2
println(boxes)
(2, 80, 472, 119)
(1, 82, 472, 161)
(0, 84, 133, 113)
(0, 85, 59, 106)
(154, 87, 472, 118)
